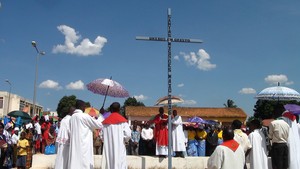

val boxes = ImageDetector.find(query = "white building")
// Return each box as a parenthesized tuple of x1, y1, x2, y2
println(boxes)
(0, 91, 43, 117)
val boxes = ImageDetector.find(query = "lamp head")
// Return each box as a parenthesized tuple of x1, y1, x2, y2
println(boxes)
(5, 79, 11, 85)
(40, 51, 46, 55)
(31, 41, 37, 47)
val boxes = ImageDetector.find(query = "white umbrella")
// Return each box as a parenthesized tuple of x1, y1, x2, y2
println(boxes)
(255, 85, 300, 101)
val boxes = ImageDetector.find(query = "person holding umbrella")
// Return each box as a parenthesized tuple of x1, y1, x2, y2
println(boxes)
(101, 102, 131, 169)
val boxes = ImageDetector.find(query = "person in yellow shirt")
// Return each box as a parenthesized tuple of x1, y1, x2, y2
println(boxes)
(16, 132, 29, 169)
(187, 126, 197, 156)
(216, 124, 223, 145)
(195, 125, 207, 156)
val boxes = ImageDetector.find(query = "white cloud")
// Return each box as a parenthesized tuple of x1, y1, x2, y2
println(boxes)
(180, 49, 216, 71)
(134, 94, 148, 101)
(239, 88, 256, 94)
(177, 83, 184, 87)
(285, 81, 294, 85)
(174, 55, 179, 60)
(264, 74, 293, 85)
(52, 25, 107, 56)
(66, 80, 85, 90)
(39, 80, 62, 90)
(182, 100, 197, 105)
(178, 94, 185, 98)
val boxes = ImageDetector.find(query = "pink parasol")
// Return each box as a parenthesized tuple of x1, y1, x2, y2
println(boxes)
(86, 77, 129, 107)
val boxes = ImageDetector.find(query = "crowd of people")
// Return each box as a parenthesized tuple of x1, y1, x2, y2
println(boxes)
(0, 112, 59, 168)
(207, 105, 300, 169)
(0, 103, 299, 169)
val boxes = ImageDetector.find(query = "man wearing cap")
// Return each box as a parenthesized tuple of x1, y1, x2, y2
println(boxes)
(11, 127, 19, 168)
(11, 127, 19, 145)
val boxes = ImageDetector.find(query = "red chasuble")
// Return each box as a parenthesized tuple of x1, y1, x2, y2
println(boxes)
(221, 139, 239, 152)
(153, 114, 168, 146)
(102, 112, 127, 125)
(282, 111, 296, 121)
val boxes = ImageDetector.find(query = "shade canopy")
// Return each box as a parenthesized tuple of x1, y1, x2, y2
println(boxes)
(155, 95, 184, 105)
(255, 86, 300, 101)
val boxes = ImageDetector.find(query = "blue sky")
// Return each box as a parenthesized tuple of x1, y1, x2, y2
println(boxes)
(1, 1, 300, 116)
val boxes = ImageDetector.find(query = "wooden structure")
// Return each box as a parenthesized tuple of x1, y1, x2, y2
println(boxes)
(125, 106, 247, 126)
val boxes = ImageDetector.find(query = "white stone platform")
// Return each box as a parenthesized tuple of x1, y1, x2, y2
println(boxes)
(31, 154, 209, 169)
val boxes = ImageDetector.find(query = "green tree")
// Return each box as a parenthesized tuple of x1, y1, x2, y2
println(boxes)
(253, 100, 300, 120)
(223, 99, 238, 108)
(56, 95, 91, 118)
(56, 95, 77, 118)
(121, 97, 145, 117)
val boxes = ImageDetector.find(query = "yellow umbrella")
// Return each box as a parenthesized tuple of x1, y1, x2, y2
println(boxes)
(85, 107, 99, 117)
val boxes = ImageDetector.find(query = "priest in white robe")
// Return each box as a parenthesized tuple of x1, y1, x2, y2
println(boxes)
(101, 102, 131, 169)
(282, 111, 300, 169)
(171, 109, 186, 157)
(68, 100, 103, 169)
(207, 128, 245, 169)
(54, 106, 75, 169)
(248, 119, 268, 169)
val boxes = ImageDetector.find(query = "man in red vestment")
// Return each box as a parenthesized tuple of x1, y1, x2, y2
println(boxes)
(152, 107, 168, 157)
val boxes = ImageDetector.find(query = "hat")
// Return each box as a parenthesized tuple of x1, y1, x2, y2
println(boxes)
(4, 123, 12, 130)
(14, 127, 19, 131)
(44, 115, 49, 121)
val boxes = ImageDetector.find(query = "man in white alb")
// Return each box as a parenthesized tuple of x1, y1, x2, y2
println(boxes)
(171, 109, 186, 157)
(281, 111, 300, 169)
(68, 100, 103, 169)
(54, 106, 75, 169)
(248, 119, 268, 169)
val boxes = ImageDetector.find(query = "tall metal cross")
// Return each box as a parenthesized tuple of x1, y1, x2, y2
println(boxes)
(136, 8, 202, 169)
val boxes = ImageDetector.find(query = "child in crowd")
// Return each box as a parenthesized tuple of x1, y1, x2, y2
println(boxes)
(16, 132, 29, 169)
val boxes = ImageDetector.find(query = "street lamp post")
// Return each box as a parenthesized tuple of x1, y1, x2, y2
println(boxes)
(31, 41, 45, 116)
(5, 79, 11, 115)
